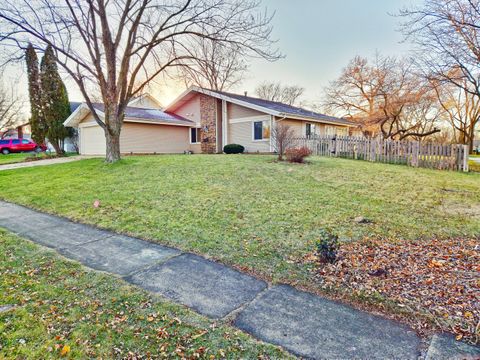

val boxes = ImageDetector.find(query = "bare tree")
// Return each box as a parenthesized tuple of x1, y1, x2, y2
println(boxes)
(271, 121, 296, 160)
(399, 0, 480, 152)
(0, 79, 24, 137)
(178, 39, 248, 91)
(0, 0, 280, 162)
(323, 55, 440, 140)
(431, 75, 480, 151)
(255, 82, 304, 106)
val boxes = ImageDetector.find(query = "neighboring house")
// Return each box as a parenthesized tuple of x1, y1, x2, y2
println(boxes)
(0, 123, 32, 140)
(64, 88, 358, 155)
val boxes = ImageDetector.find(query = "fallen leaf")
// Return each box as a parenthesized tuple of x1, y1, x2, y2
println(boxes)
(60, 345, 71, 356)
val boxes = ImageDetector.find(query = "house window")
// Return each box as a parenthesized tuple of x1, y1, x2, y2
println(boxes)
(253, 120, 270, 141)
(190, 128, 201, 144)
(306, 123, 317, 137)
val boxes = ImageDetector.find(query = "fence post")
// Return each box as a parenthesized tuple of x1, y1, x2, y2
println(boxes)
(412, 141, 420, 167)
(331, 135, 337, 157)
(462, 145, 469, 172)
(369, 138, 376, 162)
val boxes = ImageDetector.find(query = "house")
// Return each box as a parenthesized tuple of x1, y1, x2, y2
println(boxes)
(64, 87, 358, 155)
(0, 123, 31, 140)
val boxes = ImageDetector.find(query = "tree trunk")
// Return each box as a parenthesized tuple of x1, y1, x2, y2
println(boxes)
(105, 128, 121, 163)
(103, 102, 123, 163)
(51, 140, 64, 156)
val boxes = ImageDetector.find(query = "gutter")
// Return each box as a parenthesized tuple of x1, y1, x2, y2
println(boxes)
(278, 112, 356, 127)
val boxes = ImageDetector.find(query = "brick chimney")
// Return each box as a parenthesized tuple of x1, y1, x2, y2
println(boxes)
(199, 95, 217, 154)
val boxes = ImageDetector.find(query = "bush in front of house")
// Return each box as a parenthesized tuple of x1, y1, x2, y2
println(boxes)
(223, 144, 245, 154)
(285, 146, 312, 163)
(315, 229, 339, 264)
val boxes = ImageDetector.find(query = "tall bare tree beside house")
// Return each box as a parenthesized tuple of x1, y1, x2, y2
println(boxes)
(400, 0, 480, 153)
(178, 39, 248, 91)
(255, 82, 305, 106)
(0, 0, 280, 162)
(323, 55, 440, 140)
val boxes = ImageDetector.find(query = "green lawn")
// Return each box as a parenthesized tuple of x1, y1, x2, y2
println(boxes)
(470, 160, 480, 172)
(0, 155, 478, 287)
(0, 230, 288, 359)
(0, 153, 32, 165)
(0, 152, 78, 166)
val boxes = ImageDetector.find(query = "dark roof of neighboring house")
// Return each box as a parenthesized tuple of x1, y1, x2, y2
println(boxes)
(69, 102, 194, 126)
(70, 102, 82, 113)
(205, 89, 355, 126)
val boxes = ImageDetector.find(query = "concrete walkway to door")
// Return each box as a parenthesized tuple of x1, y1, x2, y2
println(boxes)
(0, 201, 479, 359)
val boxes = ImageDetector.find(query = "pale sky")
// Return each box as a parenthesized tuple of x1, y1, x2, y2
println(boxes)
(3, 0, 422, 114)
(156, 0, 422, 105)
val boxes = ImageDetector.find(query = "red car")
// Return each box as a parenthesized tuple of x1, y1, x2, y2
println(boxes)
(0, 138, 47, 155)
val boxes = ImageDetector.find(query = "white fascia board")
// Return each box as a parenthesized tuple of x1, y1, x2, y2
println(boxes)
(124, 118, 194, 127)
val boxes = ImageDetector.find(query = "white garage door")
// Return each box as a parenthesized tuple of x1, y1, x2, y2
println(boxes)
(80, 125, 106, 155)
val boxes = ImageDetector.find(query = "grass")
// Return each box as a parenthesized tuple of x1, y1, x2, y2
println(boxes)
(0, 155, 478, 285)
(0, 230, 288, 359)
(469, 160, 480, 172)
(0, 152, 78, 166)
(0, 153, 33, 165)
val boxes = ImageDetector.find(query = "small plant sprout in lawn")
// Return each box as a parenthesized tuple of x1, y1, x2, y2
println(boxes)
(315, 229, 339, 264)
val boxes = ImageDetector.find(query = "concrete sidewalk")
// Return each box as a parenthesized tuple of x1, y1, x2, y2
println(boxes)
(0, 155, 88, 171)
(1, 201, 479, 359)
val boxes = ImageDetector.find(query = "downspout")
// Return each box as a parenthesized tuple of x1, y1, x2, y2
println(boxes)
(222, 100, 228, 150)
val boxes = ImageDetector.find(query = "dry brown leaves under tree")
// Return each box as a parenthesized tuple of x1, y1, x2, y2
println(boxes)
(305, 237, 480, 344)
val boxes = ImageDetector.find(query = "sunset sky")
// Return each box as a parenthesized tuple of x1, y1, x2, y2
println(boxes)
(156, 0, 422, 106)
(3, 0, 422, 113)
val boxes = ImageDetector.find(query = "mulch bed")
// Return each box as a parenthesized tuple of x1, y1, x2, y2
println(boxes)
(304, 237, 480, 345)
(24, 154, 63, 162)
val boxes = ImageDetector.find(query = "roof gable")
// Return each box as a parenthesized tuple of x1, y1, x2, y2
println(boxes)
(166, 86, 356, 126)
(64, 102, 194, 127)
(128, 94, 162, 109)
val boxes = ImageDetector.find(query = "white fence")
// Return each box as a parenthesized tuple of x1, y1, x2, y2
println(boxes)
(292, 136, 469, 172)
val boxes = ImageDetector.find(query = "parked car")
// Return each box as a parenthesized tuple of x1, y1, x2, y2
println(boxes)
(0, 139, 47, 155)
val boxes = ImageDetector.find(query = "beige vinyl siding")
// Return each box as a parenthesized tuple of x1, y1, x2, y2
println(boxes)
(190, 143, 202, 153)
(227, 103, 264, 119)
(129, 96, 160, 109)
(277, 119, 304, 137)
(80, 125, 106, 155)
(174, 93, 201, 125)
(228, 120, 270, 153)
(278, 118, 350, 137)
(120, 123, 189, 154)
(78, 113, 191, 155)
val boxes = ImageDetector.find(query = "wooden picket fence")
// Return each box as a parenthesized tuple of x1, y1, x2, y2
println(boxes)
(292, 136, 469, 172)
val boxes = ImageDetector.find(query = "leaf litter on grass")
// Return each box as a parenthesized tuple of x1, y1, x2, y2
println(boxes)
(305, 237, 480, 345)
